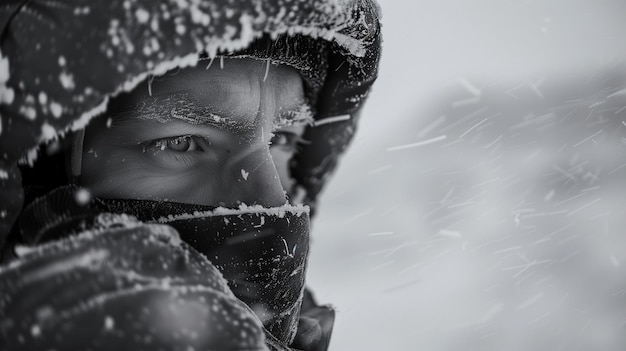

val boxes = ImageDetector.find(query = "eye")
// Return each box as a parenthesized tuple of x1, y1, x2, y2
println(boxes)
(149, 135, 203, 152)
(270, 131, 300, 151)
(139, 135, 212, 168)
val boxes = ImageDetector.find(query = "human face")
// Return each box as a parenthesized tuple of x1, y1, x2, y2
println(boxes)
(79, 58, 309, 207)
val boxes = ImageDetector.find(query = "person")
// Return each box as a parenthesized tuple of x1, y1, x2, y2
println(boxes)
(0, 0, 381, 350)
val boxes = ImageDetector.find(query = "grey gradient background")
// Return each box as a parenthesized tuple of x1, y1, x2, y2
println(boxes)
(307, 1, 626, 350)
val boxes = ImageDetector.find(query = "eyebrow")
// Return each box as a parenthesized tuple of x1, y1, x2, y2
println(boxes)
(273, 102, 314, 129)
(109, 92, 255, 133)
(111, 97, 313, 132)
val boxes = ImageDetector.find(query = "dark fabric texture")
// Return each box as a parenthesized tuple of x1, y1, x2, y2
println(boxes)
(0, 215, 273, 350)
(13, 186, 312, 345)
(99, 196, 312, 345)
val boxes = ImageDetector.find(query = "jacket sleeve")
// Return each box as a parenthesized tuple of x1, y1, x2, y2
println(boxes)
(0, 219, 271, 351)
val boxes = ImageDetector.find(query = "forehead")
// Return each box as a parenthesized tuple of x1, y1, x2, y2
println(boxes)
(109, 57, 306, 123)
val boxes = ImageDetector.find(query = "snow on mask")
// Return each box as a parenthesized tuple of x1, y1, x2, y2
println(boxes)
(154, 204, 310, 344)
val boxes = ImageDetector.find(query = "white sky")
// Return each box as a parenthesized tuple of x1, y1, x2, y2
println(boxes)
(365, 0, 626, 139)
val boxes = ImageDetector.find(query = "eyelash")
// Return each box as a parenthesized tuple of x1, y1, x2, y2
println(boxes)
(143, 135, 206, 153)
(144, 132, 303, 150)
(139, 131, 303, 168)
(270, 131, 305, 151)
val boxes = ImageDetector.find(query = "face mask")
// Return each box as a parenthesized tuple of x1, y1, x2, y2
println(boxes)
(17, 185, 311, 345)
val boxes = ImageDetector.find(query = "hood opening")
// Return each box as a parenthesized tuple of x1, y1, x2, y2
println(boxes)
(17, 52, 320, 211)
(0, 0, 382, 254)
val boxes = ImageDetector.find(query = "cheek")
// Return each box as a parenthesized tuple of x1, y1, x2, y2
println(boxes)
(80, 147, 221, 203)
(80, 148, 154, 199)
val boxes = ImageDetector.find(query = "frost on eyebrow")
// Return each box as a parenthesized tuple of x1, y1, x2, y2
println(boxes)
(273, 103, 314, 130)
(108, 92, 251, 131)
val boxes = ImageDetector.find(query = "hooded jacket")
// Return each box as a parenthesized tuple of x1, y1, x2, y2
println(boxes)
(0, 1, 381, 350)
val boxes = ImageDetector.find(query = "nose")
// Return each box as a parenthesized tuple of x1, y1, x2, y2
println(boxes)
(219, 145, 287, 208)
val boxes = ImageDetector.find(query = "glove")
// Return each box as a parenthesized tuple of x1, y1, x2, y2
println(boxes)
(0, 215, 270, 350)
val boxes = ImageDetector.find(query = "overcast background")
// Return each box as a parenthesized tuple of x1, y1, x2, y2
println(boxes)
(307, 1, 626, 350)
